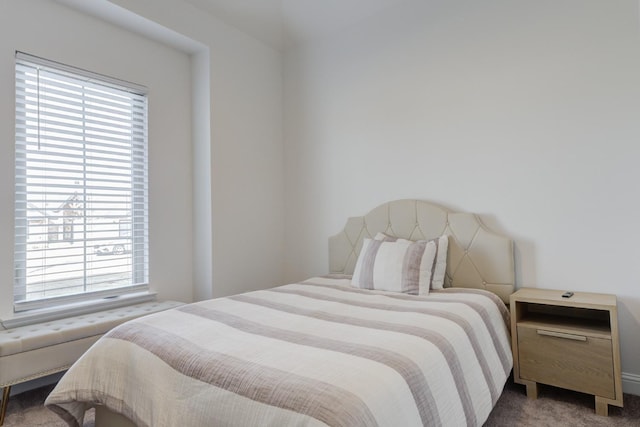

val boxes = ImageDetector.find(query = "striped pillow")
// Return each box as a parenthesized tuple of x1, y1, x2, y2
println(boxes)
(351, 238, 437, 295)
(374, 232, 448, 290)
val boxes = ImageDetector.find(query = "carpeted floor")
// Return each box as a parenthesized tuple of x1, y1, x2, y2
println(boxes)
(3, 379, 640, 426)
(3, 384, 94, 427)
(486, 381, 640, 426)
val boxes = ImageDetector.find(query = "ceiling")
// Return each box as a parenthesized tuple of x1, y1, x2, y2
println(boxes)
(182, 0, 409, 49)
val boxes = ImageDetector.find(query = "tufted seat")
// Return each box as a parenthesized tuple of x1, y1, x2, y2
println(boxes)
(0, 300, 183, 425)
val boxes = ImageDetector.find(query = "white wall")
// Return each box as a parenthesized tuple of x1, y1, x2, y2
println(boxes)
(0, 0, 284, 315)
(0, 0, 194, 321)
(284, 0, 640, 392)
(102, 0, 285, 298)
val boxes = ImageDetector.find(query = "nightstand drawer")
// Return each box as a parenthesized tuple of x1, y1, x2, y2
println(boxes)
(517, 325, 615, 399)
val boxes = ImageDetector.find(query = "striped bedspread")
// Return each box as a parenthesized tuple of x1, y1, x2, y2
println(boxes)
(46, 276, 512, 427)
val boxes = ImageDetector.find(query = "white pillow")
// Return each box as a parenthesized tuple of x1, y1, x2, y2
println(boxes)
(374, 232, 448, 290)
(351, 237, 437, 295)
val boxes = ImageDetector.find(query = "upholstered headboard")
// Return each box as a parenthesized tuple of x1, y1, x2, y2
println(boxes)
(329, 200, 515, 303)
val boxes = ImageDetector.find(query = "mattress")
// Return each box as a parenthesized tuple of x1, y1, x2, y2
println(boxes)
(45, 276, 512, 427)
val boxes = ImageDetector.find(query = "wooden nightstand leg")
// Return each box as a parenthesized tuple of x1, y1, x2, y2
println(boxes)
(522, 380, 539, 399)
(595, 397, 609, 416)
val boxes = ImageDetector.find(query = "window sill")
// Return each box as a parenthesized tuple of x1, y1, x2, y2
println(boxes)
(0, 291, 157, 329)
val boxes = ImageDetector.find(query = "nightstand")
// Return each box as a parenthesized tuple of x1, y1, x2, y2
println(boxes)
(510, 288, 623, 416)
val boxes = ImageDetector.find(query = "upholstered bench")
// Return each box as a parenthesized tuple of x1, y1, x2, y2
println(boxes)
(0, 300, 184, 425)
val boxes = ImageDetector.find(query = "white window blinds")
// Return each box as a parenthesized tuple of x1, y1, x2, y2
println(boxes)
(14, 52, 149, 311)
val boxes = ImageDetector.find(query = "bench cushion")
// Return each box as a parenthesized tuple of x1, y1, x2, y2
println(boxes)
(0, 300, 183, 387)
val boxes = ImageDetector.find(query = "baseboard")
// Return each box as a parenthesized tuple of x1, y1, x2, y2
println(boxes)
(623, 372, 640, 396)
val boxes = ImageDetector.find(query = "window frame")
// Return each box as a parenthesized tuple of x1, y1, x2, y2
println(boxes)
(13, 51, 150, 313)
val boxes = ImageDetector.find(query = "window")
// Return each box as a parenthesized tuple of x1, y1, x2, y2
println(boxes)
(14, 52, 149, 312)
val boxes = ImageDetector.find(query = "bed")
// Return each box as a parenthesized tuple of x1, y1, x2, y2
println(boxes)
(45, 199, 516, 427)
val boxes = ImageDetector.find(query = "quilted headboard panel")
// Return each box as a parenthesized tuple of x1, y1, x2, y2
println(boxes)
(329, 200, 515, 303)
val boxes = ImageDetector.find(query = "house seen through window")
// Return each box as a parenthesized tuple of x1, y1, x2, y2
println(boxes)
(14, 52, 149, 311)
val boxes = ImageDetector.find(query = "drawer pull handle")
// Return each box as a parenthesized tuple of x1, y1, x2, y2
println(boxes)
(536, 330, 587, 341)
